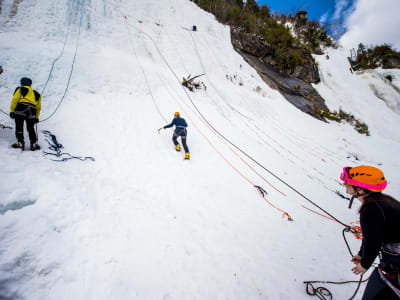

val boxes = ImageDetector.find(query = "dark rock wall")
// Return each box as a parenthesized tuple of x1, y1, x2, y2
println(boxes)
(231, 28, 328, 120)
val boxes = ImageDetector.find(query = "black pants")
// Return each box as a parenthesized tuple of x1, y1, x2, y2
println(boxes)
(362, 268, 399, 300)
(14, 103, 37, 144)
(172, 128, 189, 153)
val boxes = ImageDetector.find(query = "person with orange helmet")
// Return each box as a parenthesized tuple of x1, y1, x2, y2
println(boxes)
(340, 165, 400, 299)
(158, 112, 190, 160)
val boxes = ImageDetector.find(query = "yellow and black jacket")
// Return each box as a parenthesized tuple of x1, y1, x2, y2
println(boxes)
(10, 85, 41, 118)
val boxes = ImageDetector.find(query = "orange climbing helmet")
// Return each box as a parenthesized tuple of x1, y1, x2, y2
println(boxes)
(340, 165, 387, 192)
(174, 112, 180, 117)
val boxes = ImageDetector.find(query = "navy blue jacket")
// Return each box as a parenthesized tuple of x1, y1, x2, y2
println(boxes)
(164, 117, 188, 129)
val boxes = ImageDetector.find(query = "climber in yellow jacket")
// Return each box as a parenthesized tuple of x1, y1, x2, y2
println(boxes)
(10, 77, 42, 151)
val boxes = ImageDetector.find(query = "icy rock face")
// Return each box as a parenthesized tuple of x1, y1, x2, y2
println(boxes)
(231, 28, 327, 120)
(231, 28, 320, 84)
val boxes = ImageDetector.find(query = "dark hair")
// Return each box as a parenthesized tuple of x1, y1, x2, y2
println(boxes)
(359, 192, 400, 212)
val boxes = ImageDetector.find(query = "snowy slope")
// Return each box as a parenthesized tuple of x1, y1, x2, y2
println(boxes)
(1, 1, 399, 299)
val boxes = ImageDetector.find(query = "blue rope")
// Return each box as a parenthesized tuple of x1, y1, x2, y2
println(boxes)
(40, 0, 86, 123)
(42, 130, 95, 162)
(0, 0, 79, 119)
(40, 0, 78, 97)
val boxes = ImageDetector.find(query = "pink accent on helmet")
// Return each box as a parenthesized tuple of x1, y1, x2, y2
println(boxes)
(344, 177, 387, 192)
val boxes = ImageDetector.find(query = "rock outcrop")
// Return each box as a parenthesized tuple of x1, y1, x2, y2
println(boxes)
(382, 55, 400, 69)
(231, 28, 328, 120)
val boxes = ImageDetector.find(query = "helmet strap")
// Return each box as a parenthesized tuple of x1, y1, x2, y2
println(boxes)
(348, 188, 371, 209)
(348, 196, 355, 209)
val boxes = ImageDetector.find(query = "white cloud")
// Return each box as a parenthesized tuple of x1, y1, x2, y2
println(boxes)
(333, 0, 350, 21)
(319, 11, 329, 24)
(340, 0, 400, 51)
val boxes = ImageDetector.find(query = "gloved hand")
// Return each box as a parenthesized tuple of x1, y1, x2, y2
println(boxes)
(33, 118, 39, 124)
(10, 112, 15, 119)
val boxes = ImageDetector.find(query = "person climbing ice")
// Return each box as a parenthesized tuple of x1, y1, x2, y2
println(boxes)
(159, 112, 190, 160)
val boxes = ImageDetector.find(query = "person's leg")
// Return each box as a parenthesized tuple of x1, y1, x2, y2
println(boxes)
(362, 268, 398, 300)
(14, 115, 25, 143)
(181, 129, 189, 153)
(26, 119, 37, 144)
(26, 118, 37, 144)
(172, 132, 179, 146)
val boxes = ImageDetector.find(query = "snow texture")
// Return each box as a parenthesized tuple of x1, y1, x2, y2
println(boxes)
(0, 0, 399, 299)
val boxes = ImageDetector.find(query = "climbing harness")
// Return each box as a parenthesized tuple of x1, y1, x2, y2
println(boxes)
(378, 268, 400, 297)
(42, 130, 95, 162)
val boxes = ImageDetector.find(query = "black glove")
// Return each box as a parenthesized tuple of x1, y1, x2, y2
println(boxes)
(10, 112, 15, 119)
(34, 118, 39, 124)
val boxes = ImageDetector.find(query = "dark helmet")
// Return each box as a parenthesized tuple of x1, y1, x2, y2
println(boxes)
(20, 77, 32, 86)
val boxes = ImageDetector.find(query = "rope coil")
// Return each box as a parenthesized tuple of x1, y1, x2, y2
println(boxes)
(42, 130, 95, 162)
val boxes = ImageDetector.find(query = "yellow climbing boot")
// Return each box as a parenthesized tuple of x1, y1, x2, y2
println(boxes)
(185, 152, 190, 160)
(175, 144, 181, 152)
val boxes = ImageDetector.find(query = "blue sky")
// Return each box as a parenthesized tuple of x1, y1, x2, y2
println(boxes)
(256, 0, 400, 50)
(256, 0, 355, 27)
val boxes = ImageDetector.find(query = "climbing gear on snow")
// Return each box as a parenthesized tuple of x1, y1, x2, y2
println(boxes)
(340, 166, 387, 192)
(42, 130, 95, 162)
(0, 123, 12, 129)
(175, 144, 181, 152)
(185, 152, 190, 160)
(255, 185, 293, 221)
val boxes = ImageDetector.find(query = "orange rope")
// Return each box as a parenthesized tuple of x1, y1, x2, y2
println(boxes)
(301, 205, 337, 222)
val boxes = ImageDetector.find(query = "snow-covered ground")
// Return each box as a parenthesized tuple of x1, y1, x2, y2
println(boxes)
(0, 0, 399, 299)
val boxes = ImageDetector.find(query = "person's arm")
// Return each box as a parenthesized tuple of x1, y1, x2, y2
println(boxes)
(34, 91, 41, 118)
(164, 119, 175, 129)
(182, 118, 188, 127)
(359, 203, 385, 269)
(10, 88, 21, 113)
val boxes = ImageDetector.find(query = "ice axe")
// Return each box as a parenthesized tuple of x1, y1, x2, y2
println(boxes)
(157, 127, 164, 134)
